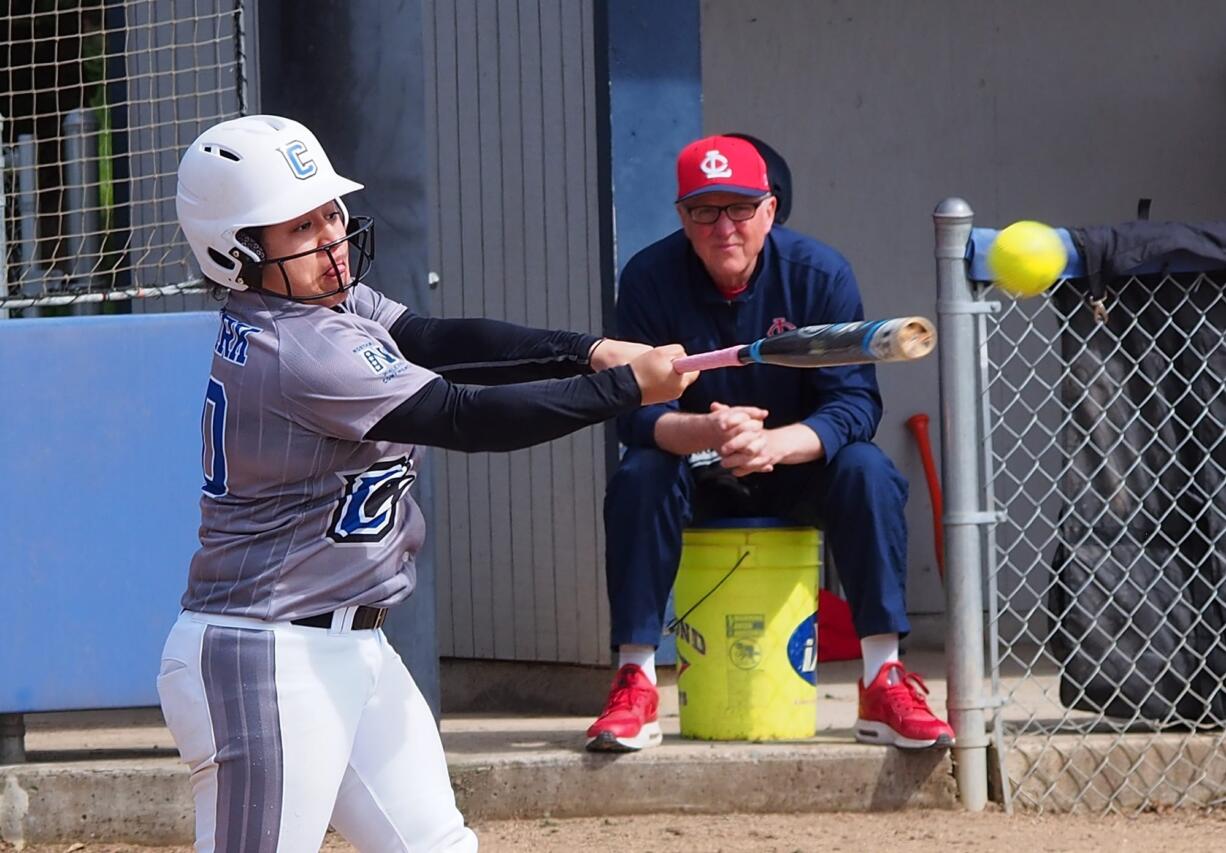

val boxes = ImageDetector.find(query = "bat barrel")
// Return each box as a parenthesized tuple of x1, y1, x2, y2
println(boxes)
(672, 316, 938, 373)
(882, 317, 937, 361)
(752, 316, 937, 368)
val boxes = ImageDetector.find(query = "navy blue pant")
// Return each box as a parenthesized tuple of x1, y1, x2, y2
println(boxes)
(603, 441, 911, 648)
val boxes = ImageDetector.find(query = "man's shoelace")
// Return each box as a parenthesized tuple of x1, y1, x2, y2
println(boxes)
(603, 674, 652, 713)
(880, 664, 934, 714)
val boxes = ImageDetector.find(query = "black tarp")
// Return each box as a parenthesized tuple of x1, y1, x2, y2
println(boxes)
(1046, 221, 1226, 726)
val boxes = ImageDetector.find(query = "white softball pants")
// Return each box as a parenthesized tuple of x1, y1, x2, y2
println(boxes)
(157, 610, 477, 852)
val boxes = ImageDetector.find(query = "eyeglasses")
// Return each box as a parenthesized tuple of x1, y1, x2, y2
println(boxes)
(682, 195, 772, 225)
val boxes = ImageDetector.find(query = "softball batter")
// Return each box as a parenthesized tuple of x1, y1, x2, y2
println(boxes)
(157, 114, 694, 852)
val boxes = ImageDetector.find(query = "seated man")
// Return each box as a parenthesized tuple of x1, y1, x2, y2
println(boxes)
(587, 134, 953, 752)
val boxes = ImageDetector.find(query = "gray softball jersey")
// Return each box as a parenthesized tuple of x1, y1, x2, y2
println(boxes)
(183, 284, 437, 621)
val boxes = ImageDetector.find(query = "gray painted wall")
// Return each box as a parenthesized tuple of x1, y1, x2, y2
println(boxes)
(424, 0, 611, 664)
(701, 0, 1226, 619)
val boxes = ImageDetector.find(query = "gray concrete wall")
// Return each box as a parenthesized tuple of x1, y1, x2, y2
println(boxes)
(700, 0, 1226, 618)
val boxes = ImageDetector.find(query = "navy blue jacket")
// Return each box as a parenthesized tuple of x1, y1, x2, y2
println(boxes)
(616, 226, 882, 460)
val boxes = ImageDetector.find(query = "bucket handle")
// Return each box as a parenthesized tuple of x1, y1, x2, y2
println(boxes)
(663, 550, 750, 636)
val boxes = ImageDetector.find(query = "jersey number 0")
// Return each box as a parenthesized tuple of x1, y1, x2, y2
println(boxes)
(201, 377, 417, 546)
(202, 376, 229, 497)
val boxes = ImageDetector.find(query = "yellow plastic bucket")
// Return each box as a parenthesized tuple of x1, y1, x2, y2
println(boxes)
(673, 522, 820, 741)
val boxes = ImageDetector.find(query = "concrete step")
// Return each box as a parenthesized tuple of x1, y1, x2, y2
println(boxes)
(1, 654, 958, 845)
(450, 729, 956, 820)
(1, 719, 955, 845)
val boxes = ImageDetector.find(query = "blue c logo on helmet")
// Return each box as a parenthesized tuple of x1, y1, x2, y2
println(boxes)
(279, 140, 317, 180)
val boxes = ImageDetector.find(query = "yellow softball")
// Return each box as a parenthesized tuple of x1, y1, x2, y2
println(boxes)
(986, 220, 1067, 298)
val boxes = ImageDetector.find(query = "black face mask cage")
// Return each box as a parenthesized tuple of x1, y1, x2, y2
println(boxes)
(243, 216, 375, 302)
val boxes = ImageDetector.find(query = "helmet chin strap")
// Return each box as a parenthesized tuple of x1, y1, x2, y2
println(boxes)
(240, 216, 374, 302)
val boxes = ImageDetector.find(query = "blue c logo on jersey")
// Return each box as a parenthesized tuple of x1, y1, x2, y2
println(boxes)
(279, 140, 317, 180)
(328, 456, 417, 545)
(786, 613, 818, 685)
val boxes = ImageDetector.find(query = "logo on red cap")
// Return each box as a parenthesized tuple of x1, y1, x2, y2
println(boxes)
(676, 135, 769, 202)
(699, 150, 732, 179)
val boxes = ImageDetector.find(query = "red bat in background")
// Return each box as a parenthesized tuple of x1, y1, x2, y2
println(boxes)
(906, 412, 944, 581)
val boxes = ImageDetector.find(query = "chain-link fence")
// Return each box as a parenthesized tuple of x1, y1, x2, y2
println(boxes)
(937, 200, 1226, 813)
(1, 0, 247, 317)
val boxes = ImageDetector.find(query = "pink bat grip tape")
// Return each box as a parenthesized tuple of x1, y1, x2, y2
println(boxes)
(672, 346, 744, 373)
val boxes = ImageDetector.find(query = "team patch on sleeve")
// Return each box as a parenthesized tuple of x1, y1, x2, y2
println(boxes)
(214, 313, 262, 366)
(352, 338, 411, 382)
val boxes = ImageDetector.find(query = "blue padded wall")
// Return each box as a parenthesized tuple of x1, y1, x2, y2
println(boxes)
(1, 312, 217, 712)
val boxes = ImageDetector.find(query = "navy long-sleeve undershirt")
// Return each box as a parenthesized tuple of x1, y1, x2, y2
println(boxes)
(364, 313, 639, 451)
(387, 311, 601, 384)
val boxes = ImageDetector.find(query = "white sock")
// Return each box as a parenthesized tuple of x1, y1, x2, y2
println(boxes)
(618, 644, 657, 685)
(861, 634, 900, 685)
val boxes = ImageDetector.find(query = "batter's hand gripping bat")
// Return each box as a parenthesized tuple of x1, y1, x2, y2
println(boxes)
(671, 316, 936, 373)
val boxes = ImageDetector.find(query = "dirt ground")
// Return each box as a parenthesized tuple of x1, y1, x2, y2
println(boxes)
(4, 808, 1226, 852)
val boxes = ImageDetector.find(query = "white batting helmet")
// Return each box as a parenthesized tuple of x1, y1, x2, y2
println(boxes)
(176, 114, 365, 291)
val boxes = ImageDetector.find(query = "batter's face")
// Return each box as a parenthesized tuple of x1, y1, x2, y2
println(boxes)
(678, 191, 777, 294)
(259, 202, 351, 307)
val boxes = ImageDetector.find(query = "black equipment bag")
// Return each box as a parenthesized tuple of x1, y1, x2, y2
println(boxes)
(1046, 220, 1226, 725)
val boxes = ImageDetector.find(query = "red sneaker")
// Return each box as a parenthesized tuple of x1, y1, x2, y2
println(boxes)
(585, 664, 662, 752)
(856, 661, 955, 749)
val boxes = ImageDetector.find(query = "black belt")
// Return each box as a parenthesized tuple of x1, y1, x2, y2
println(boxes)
(291, 606, 388, 631)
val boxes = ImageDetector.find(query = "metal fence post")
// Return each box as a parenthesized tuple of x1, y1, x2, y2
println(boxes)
(15, 133, 43, 293)
(1, 111, 7, 321)
(63, 108, 102, 286)
(934, 198, 990, 810)
(0, 713, 25, 764)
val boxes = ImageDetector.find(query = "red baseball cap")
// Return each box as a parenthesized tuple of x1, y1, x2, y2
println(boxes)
(675, 135, 770, 202)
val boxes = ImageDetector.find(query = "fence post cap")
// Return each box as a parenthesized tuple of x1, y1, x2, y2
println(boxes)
(934, 197, 973, 218)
